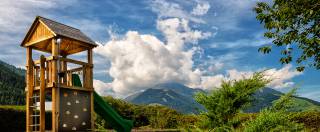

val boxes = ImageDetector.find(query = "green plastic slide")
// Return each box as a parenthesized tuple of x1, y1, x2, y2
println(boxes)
(72, 74, 133, 132)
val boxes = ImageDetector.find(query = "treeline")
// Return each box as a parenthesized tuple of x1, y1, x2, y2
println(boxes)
(96, 96, 198, 129)
(95, 95, 320, 131)
(0, 60, 26, 105)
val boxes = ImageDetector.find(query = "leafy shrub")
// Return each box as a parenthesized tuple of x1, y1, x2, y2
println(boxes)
(244, 109, 304, 132)
(243, 88, 304, 132)
(194, 73, 269, 130)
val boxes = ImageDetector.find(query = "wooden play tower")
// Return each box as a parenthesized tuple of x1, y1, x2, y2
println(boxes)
(21, 16, 97, 132)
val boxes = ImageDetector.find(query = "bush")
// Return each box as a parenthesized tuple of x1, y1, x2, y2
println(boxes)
(290, 111, 320, 131)
(0, 106, 52, 131)
(194, 73, 269, 130)
(243, 88, 305, 132)
(100, 96, 190, 129)
(243, 109, 304, 132)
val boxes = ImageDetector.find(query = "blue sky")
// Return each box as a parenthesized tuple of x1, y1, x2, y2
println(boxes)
(0, 0, 319, 101)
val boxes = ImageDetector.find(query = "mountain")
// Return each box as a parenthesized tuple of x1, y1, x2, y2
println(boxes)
(125, 83, 320, 114)
(0, 60, 26, 105)
(246, 87, 320, 112)
(125, 83, 205, 114)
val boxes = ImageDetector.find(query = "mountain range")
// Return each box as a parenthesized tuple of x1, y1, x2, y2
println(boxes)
(0, 59, 319, 113)
(125, 83, 320, 114)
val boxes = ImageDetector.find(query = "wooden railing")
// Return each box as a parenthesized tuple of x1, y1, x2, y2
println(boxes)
(32, 56, 93, 90)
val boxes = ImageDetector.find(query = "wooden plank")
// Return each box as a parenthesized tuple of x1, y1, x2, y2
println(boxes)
(59, 57, 93, 67)
(60, 85, 93, 92)
(40, 55, 46, 132)
(66, 67, 83, 73)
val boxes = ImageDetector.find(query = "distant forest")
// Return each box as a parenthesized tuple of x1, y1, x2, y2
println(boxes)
(0, 60, 25, 105)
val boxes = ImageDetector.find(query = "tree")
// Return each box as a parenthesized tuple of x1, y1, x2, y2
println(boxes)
(194, 73, 269, 131)
(255, 0, 320, 71)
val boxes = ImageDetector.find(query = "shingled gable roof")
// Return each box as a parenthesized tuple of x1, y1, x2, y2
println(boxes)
(21, 16, 97, 47)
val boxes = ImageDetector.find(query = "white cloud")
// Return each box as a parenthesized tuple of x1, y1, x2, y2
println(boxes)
(93, 79, 116, 96)
(149, 0, 210, 23)
(0, 0, 78, 67)
(95, 17, 211, 95)
(191, 1, 210, 16)
(263, 64, 302, 88)
(198, 64, 302, 90)
(210, 32, 272, 48)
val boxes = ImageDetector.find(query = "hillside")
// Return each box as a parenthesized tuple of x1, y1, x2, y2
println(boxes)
(0, 60, 26, 105)
(126, 83, 320, 114)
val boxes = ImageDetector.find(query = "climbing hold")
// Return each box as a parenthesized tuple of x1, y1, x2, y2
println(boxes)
(64, 93, 68, 97)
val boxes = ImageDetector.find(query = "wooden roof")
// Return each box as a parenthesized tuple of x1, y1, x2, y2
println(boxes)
(21, 16, 97, 55)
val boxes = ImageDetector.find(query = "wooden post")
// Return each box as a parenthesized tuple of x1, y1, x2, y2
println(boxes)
(88, 49, 94, 130)
(51, 38, 59, 132)
(61, 55, 67, 84)
(40, 55, 46, 132)
(46, 61, 49, 84)
(26, 47, 34, 132)
(88, 49, 93, 88)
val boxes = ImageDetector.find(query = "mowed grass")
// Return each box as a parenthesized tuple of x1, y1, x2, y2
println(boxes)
(0, 105, 25, 111)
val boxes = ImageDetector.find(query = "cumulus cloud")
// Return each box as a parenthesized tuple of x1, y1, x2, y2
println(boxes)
(94, 0, 302, 97)
(95, 17, 211, 95)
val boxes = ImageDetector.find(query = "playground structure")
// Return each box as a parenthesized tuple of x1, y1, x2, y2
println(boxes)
(21, 16, 133, 132)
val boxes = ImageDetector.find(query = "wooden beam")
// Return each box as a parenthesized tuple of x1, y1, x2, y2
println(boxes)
(51, 38, 59, 132)
(88, 49, 94, 130)
(25, 36, 54, 47)
(88, 49, 93, 88)
(40, 55, 46, 132)
(59, 57, 93, 67)
(26, 47, 34, 132)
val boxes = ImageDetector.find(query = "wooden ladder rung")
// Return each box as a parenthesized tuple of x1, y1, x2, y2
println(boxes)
(29, 124, 40, 126)
(29, 105, 38, 108)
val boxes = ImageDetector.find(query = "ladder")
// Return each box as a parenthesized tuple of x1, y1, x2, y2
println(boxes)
(29, 92, 40, 132)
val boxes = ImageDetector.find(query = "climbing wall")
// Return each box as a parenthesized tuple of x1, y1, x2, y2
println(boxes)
(59, 89, 91, 131)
